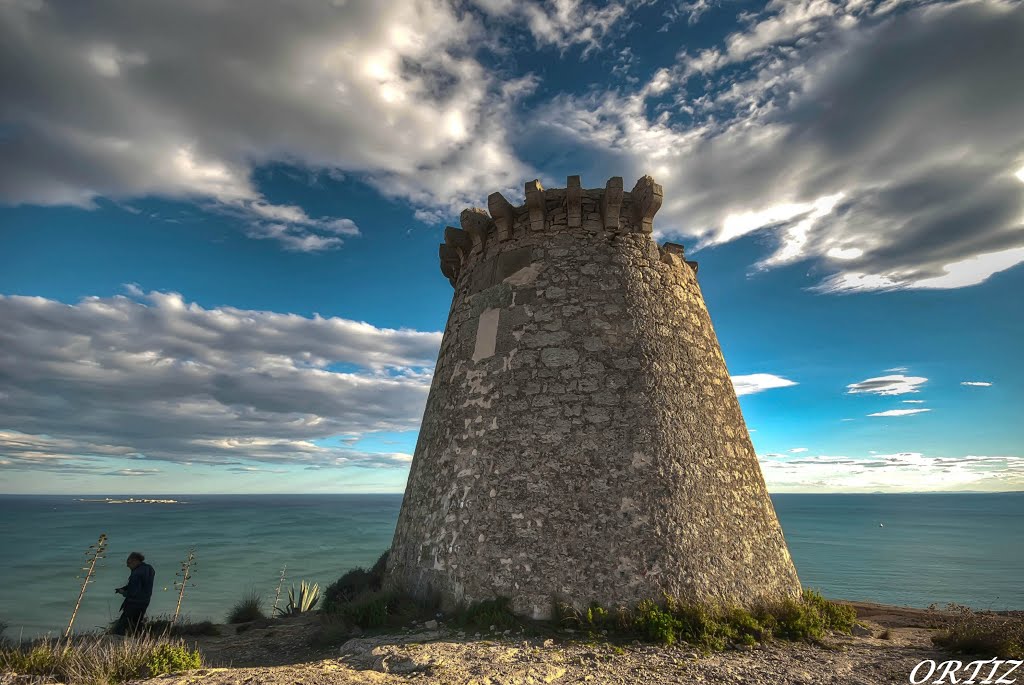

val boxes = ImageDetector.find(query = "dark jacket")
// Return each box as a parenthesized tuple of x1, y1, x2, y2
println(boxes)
(120, 562, 155, 610)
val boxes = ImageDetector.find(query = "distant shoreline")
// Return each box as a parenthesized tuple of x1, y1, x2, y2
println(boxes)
(73, 497, 186, 504)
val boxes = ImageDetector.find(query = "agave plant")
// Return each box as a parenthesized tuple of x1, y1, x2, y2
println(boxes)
(277, 580, 320, 615)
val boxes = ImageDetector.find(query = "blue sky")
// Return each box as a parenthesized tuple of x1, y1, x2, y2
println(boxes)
(1, 0, 1022, 494)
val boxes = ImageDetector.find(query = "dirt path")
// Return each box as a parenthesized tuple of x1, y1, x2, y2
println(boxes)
(141, 602, 958, 684)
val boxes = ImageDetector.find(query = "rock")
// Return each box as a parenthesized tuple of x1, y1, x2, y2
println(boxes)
(850, 623, 873, 637)
(424, 619, 438, 630)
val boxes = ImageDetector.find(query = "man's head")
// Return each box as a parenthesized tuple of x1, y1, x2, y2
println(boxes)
(126, 552, 144, 569)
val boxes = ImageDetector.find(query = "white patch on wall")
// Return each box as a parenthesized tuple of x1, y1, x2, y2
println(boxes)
(472, 308, 500, 361)
(504, 262, 543, 286)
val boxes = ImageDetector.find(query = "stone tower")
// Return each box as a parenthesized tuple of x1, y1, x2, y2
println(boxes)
(386, 175, 801, 618)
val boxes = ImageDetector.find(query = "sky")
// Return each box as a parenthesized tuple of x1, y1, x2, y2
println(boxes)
(1, 0, 1022, 495)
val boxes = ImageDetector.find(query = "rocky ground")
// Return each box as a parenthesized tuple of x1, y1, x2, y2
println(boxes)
(135, 602, 969, 685)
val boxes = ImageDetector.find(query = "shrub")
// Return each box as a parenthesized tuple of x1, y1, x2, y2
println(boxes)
(0, 634, 202, 684)
(310, 615, 354, 648)
(932, 612, 1024, 659)
(802, 589, 857, 632)
(228, 588, 267, 623)
(323, 569, 374, 612)
(757, 597, 826, 641)
(323, 551, 390, 613)
(457, 597, 519, 631)
(339, 591, 393, 629)
(329, 590, 439, 631)
(635, 599, 679, 645)
(144, 615, 220, 637)
(143, 643, 202, 676)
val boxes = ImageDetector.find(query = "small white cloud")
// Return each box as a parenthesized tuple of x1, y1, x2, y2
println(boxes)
(105, 468, 161, 477)
(731, 373, 798, 396)
(961, 381, 993, 387)
(902, 399, 926, 404)
(847, 374, 927, 396)
(867, 408, 931, 417)
(789, 447, 808, 453)
(884, 366, 908, 372)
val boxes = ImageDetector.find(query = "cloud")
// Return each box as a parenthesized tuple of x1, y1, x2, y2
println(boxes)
(105, 468, 162, 477)
(472, 0, 635, 57)
(730, 373, 799, 396)
(866, 408, 931, 417)
(846, 374, 927, 396)
(902, 399, 925, 403)
(0, 291, 442, 473)
(760, 451, 1024, 492)
(961, 381, 993, 387)
(0, 0, 535, 243)
(533, 0, 1024, 292)
(659, 0, 718, 29)
(789, 447, 809, 453)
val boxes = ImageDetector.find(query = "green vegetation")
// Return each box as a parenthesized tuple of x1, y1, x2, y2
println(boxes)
(322, 551, 389, 612)
(555, 589, 857, 651)
(278, 580, 320, 615)
(144, 615, 220, 637)
(456, 597, 519, 632)
(320, 555, 856, 653)
(143, 643, 202, 676)
(227, 588, 267, 624)
(0, 635, 202, 684)
(932, 607, 1024, 659)
(331, 591, 440, 630)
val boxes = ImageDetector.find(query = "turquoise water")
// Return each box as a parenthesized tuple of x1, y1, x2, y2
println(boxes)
(0, 493, 1021, 637)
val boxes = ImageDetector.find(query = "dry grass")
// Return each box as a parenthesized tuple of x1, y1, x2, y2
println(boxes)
(932, 606, 1024, 659)
(0, 633, 202, 684)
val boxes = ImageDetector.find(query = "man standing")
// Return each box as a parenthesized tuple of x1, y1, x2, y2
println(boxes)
(112, 551, 155, 635)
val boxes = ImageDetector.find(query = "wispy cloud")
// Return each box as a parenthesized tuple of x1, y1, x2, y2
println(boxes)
(961, 381, 993, 387)
(867, 408, 931, 417)
(104, 468, 162, 477)
(847, 374, 927, 396)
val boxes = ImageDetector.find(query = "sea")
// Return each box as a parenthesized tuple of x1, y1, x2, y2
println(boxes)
(1, 492, 1021, 638)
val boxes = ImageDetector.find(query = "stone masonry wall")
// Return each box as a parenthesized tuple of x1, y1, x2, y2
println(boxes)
(385, 175, 801, 619)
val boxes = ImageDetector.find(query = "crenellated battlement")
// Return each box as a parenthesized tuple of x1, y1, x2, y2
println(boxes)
(439, 174, 698, 287)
